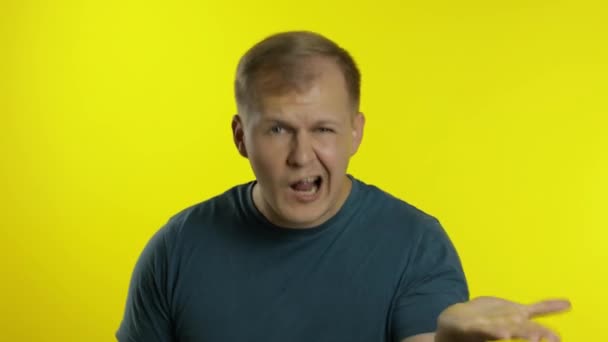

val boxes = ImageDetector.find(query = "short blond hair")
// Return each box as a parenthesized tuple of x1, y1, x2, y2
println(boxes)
(234, 31, 361, 113)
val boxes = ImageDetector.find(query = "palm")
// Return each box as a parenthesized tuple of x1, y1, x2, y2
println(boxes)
(437, 296, 571, 342)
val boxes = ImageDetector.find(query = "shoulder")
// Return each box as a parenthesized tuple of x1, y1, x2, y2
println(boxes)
(353, 177, 443, 237)
(350, 177, 466, 292)
(155, 181, 251, 248)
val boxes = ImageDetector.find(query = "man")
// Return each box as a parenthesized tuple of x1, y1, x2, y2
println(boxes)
(116, 31, 570, 342)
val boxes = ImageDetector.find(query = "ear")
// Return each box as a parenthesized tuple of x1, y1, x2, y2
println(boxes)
(350, 112, 365, 156)
(232, 114, 248, 158)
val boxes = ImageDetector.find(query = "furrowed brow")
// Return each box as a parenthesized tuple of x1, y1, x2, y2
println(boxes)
(314, 119, 340, 126)
(263, 118, 292, 126)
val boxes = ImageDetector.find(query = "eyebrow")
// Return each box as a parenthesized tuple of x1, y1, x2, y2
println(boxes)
(262, 118, 340, 126)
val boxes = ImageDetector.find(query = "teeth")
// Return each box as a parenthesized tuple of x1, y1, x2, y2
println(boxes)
(303, 177, 317, 183)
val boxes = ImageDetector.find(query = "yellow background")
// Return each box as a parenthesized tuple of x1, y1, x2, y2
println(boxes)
(1, 0, 606, 341)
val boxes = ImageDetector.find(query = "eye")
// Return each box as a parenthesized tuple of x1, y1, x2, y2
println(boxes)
(269, 125, 285, 134)
(317, 127, 334, 133)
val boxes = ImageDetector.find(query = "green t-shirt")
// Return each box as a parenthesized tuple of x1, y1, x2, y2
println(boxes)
(117, 176, 468, 342)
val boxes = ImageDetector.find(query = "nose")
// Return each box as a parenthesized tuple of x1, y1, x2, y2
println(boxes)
(286, 131, 315, 168)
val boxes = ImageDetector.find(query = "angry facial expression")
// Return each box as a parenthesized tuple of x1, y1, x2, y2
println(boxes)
(232, 58, 365, 229)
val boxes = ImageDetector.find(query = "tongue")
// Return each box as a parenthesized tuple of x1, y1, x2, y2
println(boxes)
(292, 181, 315, 191)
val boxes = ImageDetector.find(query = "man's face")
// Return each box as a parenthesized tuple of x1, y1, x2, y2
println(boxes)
(232, 58, 365, 229)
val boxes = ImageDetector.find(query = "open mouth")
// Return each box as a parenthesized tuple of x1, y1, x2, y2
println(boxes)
(289, 176, 322, 196)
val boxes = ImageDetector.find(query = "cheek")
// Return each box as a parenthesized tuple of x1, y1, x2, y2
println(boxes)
(315, 137, 351, 172)
(248, 139, 287, 177)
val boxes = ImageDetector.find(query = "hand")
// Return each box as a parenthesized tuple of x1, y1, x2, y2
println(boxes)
(435, 296, 571, 342)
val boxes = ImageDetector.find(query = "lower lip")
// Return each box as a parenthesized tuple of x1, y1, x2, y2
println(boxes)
(289, 181, 322, 203)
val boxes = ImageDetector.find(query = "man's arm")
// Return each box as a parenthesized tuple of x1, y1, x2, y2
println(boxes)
(116, 227, 174, 342)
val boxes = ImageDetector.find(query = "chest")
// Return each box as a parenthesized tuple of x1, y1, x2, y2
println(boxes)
(169, 227, 408, 342)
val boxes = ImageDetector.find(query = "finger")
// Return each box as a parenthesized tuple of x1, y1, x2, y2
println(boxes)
(527, 299, 571, 317)
(512, 320, 561, 342)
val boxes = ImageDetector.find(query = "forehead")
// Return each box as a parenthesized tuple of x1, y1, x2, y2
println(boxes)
(254, 59, 353, 118)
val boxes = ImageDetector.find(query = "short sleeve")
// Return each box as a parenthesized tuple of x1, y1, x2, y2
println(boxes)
(116, 227, 174, 342)
(391, 218, 469, 341)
